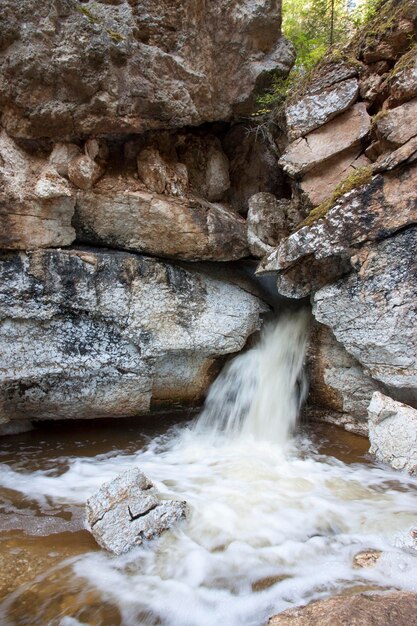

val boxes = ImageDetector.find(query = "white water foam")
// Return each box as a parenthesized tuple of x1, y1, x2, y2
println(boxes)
(1, 312, 417, 626)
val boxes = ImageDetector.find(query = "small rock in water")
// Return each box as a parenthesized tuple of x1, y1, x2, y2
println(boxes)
(352, 549, 382, 569)
(86, 468, 188, 555)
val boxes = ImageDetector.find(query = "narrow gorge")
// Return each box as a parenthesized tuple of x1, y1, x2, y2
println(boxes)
(0, 0, 417, 625)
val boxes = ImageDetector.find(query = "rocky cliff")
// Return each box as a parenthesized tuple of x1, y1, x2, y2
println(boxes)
(0, 0, 294, 426)
(260, 0, 417, 436)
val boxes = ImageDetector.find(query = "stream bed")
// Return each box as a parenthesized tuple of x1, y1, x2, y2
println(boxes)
(0, 416, 416, 626)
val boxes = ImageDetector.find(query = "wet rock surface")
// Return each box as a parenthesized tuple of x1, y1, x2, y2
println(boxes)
(86, 468, 187, 555)
(368, 392, 417, 475)
(268, 591, 417, 625)
(0, 248, 267, 422)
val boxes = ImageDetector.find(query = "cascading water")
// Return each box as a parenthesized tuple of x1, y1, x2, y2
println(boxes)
(195, 312, 309, 444)
(1, 312, 417, 626)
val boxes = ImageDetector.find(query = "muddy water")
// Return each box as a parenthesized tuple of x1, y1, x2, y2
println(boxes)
(0, 417, 416, 626)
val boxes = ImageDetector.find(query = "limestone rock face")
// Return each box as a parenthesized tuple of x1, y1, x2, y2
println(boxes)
(247, 193, 290, 257)
(177, 135, 230, 202)
(284, 77, 359, 140)
(0, 249, 267, 422)
(0, 131, 76, 249)
(137, 148, 189, 197)
(388, 48, 417, 106)
(86, 468, 187, 555)
(313, 228, 417, 397)
(0, 0, 294, 139)
(279, 104, 371, 177)
(268, 592, 417, 626)
(307, 323, 384, 435)
(74, 175, 249, 262)
(368, 392, 417, 474)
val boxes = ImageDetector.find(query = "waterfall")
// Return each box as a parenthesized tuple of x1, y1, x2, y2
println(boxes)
(195, 311, 310, 445)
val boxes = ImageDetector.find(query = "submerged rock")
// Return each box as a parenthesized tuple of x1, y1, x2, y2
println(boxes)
(86, 468, 187, 555)
(268, 591, 417, 625)
(368, 392, 417, 475)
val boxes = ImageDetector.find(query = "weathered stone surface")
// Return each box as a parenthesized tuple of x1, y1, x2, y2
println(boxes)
(223, 124, 284, 214)
(368, 392, 417, 474)
(67, 155, 105, 190)
(307, 323, 384, 435)
(74, 174, 249, 261)
(300, 148, 371, 207)
(48, 142, 81, 177)
(177, 135, 230, 202)
(263, 164, 417, 273)
(0, 0, 294, 139)
(247, 193, 289, 257)
(376, 98, 417, 147)
(137, 147, 188, 197)
(313, 228, 417, 396)
(373, 135, 417, 172)
(268, 592, 417, 625)
(388, 48, 417, 106)
(0, 248, 267, 422)
(284, 78, 359, 141)
(0, 131, 76, 249)
(279, 104, 371, 177)
(86, 468, 187, 555)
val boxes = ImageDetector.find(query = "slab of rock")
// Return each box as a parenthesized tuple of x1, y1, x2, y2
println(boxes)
(300, 148, 371, 207)
(0, 131, 76, 249)
(86, 468, 187, 555)
(262, 163, 417, 273)
(273, 256, 351, 300)
(268, 591, 417, 625)
(376, 97, 417, 147)
(284, 77, 359, 141)
(74, 175, 249, 262)
(67, 155, 105, 190)
(0, 248, 267, 421)
(279, 104, 371, 177)
(307, 323, 385, 435)
(0, 0, 294, 139)
(247, 193, 290, 257)
(313, 228, 417, 396)
(368, 392, 417, 474)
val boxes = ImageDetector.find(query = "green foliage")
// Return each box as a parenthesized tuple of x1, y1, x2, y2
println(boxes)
(256, 0, 385, 114)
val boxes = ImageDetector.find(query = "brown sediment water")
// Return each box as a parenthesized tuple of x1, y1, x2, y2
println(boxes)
(0, 317, 416, 626)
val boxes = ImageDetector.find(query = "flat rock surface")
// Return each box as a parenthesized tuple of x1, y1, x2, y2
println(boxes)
(86, 468, 187, 555)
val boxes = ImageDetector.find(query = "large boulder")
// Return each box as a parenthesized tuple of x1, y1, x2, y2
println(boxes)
(376, 97, 417, 147)
(73, 174, 249, 262)
(86, 468, 187, 555)
(0, 0, 294, 139)
(368, 391, 417, 474)
(313, 228, 417, 399)
(0, 248, 267, 423)
(0, 131, 76, 249)
(268, 591, 417, 625)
